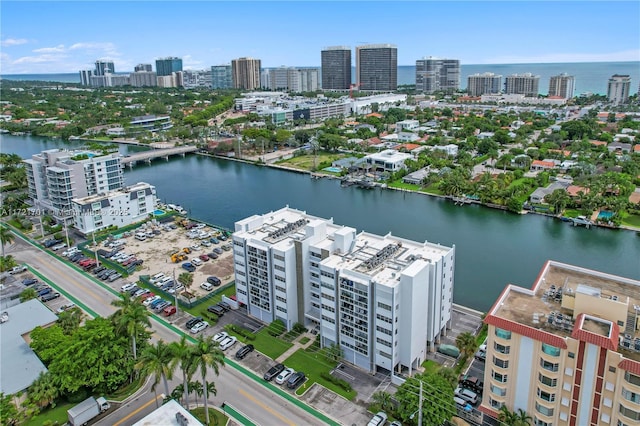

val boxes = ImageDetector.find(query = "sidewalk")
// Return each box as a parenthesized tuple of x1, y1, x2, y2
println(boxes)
(275, 331, 316, 363)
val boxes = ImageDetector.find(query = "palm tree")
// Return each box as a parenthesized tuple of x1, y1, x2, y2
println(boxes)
(0, 227, 14, 257)
(111, 294, 151, 360)
(136, 340, 175, 397)
(190, 335, 225, 425)
(514, 408, 533, 426)
(27, 371, 59, 409)
(499, 406, 532, 425)
(455, 332, 477, 359)
(0, 255, 17, 273)
(370, 391, 392, 412)
(20, 288, 38, 302)
(58, 307, 84, 335)
(170, 335, 195, 407)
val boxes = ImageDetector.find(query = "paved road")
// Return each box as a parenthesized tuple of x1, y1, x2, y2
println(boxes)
(7, 236, 327, 425)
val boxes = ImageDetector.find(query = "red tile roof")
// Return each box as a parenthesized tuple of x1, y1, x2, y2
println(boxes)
(634, 144, 640, 152)
(531, 160, 556, 168)
(396, 143, 421, 151)
(590, 140, 608, 146)
(618, 359, 640, 375)
(366, 113, 383, 118)
(484, 314, 568, 349)
(570, 314, 619, 351)
(566, 185, 589, 197)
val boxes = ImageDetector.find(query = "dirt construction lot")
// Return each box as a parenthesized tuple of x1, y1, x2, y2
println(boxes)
(92, 220, 235, 298)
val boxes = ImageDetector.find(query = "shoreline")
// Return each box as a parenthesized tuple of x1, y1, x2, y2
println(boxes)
(198, 151, 640, 234)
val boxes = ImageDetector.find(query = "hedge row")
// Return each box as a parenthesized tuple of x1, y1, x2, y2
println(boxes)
(225, 324, 256, 341)
(320, 372, 352, 392)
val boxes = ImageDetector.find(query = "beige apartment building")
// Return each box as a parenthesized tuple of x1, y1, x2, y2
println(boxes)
(480, 260, 640, 426)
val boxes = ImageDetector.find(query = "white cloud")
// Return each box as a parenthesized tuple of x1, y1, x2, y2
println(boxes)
(482, 50, 640, 64)
(1, 38, 28, 47)
(13, 53, 69, 65)
(182, 54, 204, 70)
(69, 42, 120, 57)
(33, 44, 66, 53)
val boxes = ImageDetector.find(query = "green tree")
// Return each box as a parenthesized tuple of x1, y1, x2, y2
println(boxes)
(395, 373, 455, 425)
(499, 406, 533, 426)
(57, 307, 84, 335)
(20, 287, 38, 302)
(0, 392, 19, 426)
(136, 340, 175, 397)
(27, 371, 59, 409)
(170, 335, 195, 407)
(0, 227, 14, 257)
(191, 335, 225, 425)
(544, 189, 571, 215)
(0, 255, 17, 273)
(370, 391, 393, 412)
(455, 331, 477, 359)
(111, 294, 151, 360)
(178, 272, 194, 293)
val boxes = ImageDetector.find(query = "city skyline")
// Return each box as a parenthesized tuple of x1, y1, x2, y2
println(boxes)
(1, 1, 639, 74)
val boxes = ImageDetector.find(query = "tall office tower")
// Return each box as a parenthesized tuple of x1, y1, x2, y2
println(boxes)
(415, 57, 461, 94)
(155, 57, 183, 77)
(231, 57, 262, 90)
(79, 69, 94, 86)
(356, 44, 397, 91)
(94, 60, 115, 76)
(467, 72, 502, 96)
(548, 73, 576, 99)
(321, 46, 352, 90)
(134, 63, 153, 72)
(480, 260, 640, 426)
(211, 65, 233, 89)
(267, 66, 291, 90)
(505, 73, 540, 96)
(233, 207, 455, 374)
(607, 74, 631, 105)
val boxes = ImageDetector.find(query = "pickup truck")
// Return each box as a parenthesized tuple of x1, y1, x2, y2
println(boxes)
(9, 265, 28, 275)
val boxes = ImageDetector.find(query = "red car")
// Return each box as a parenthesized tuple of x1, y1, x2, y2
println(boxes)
(122, 257, 137, 266)
(79, 258, 95, 267)
(163, 305, 177, 316)
(139, 292, 155, 301)
(199, 254, 210, 261)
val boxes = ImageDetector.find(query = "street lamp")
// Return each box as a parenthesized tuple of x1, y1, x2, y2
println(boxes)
(409, 380, 423, 425)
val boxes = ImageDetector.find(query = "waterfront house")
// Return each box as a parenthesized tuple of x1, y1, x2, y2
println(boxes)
(529, 181, 569, 204)
(364, 150, 412, 172)
(530, 159, 558, 172)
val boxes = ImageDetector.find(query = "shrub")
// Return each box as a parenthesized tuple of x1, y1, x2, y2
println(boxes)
(225, 324, 256, 341)
(320, 372, 352, 392)
(267, 319, 285, 337)
(292, 322, 307, 334)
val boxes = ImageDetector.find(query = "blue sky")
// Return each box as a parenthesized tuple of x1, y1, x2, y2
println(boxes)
(1, 1, 639, 74)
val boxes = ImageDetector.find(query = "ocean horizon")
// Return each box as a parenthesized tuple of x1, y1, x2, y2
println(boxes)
(2, 61, 639, 96)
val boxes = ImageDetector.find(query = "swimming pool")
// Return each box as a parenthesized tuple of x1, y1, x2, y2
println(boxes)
(598, 211, 613, 220)
(153, 209, 165, 216)
(323, 167, 342, 173)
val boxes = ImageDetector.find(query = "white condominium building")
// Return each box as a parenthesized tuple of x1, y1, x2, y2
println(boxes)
(607, 74, 632, 106)
(233, 207, 455, 375)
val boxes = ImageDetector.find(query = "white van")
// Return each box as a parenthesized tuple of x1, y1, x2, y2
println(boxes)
(150, 272, 166, 284)
(135, 232, 147, 241)
(109, 240, 126, 248)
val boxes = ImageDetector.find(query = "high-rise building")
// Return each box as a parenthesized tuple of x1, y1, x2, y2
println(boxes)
(480, 260, 640, 426)
(607, 74, 631, 105)
(23, 150, 124, 223)
(134, 63, 153, 72)
(356, 44, 397, 91)
(130, 71, 157, 87)
(415, 57, 460, 94)
(155, 57, 183, 77)
(261, 67, 320, 92)
(231, 57, 261, 90)
(211, 65, 233, 89)
(321, 46, 352, 90)
(79, 69, 94, 86)
(94, 60, 115, 76)
(505, 73, 540, 96)
(548, 73, 576, 99)
(467, 72, 502, 96)
(181, 69, 212, 89)
(233, 207, 455, 374)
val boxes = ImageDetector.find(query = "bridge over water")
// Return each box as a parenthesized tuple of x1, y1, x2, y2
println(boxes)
(121, 145, 198, 167)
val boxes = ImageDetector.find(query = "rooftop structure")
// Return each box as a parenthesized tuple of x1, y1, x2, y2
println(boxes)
(155, 57, 182, 77)
(132, 399, 203, 426)
(0, 299, 58, 395)
(548, 73, 575, 99)
(364, 149, 412, 172)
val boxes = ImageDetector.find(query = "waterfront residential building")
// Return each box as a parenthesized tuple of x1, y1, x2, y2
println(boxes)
(71, 182, 157, 235)
(607, 74, 632, 105)
(415, 57, 460, 94)
(130, 71, 157, 87)
(364, 150, 412, 172)
(155, 57, 182, 77)
(181, 69, 212, 89)
(134, 63, 153, 72)
(232, 57, 262, 90)
(211, 65, 233, 89)
(356, 44, 398, 91)
(128, 115, 172, 133)
(321, 46, 352, 90)
(505, 73, 540, 97)
(467, 73, 502, 96)
(233, 207, 455, 376)
(350, 93, 408, 115)
(94, 60, 115, 76)
(480, 260, 640, 426)
(549, 73, 576, 99)
(79, 69, 93, 86)
(23, 149, 124, 223)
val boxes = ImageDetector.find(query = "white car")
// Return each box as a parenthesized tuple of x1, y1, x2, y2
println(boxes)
(143, 295, 161, 306)
(191, 258, 203, 266)
(117, 254, 132, 263)
(200, 282, 214, 291)
(201, 240, 212, 247)
(213, 331, 229, 343)
(9, 265, 28, 275)
(220, 336, 237, 351)
(196, 223, 207, 229)
(190, 321, 209, 334)
(121, 282, 136, 292)
(275, 367, 295, 385)
(150, 273, 166, 284)
(367, 412, 388, 426)
(51, 243, 67, 251)
(62, 247, 79, 257)
(190, 244, 200, 251)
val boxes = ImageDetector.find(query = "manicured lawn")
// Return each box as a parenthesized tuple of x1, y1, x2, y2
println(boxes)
(251, 328, 293, 359)
(284, 349, 356, 400)
(184, 285, 237, 318)
(563, 209, 581, 218)
(299, 336, 310, 345)
(278, 152, 345, 171)
(620, 212, 640, 228)
(388, 180, 422, 191)
(190, 406, 228, 426)
(421, 359, 441, 374)
(423, 184, 444, 195)
(23, 401, 75, 426)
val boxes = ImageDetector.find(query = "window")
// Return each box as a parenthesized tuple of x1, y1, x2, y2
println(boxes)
(489, 398, 503, 409)
(493, 356, 509, 369)
(377, 302, 391, 311)
(273, 254, 285, 261)
(535, 403, 554, 417)
(540, 359, 559, 372)
(542, 343, 560, 357)
(609, 366, 616, 373)
(490, 384, 507, 397)
(495, 328, 512, 339)
(492, 370, 508, 383)
(494, 342, 510, 354)
(534, 419, 553, 426)
(537, 388, 555, 402)
(538, 373, 557, 387)
(619, 404, 640, 421)
(376, 338, 391, 347)
(624, 372, 640, 387)
(376, 325, 392, 336)
(622, 388, 640, 404)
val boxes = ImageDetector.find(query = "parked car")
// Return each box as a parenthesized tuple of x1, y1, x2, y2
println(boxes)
(143, 295, 161, 306)
(454, 387, 478, 406)
(191, 258, 203, 267)
(190, 321, 209, 334)
(139, 292, 155, 301)
(150, 273, 166, 284)
(43, 238, 62, 248)
(22, 278, 38, 286)
(235, 344, 254, 360)
(121, 282, 136, 292)
(200, 282, 214, 291)
(209, 237, 219, 244)
(218, 301, 231, 312)
(41, 292, 61, 302)
(213, 331, 229, 343)
(108, 273, 123, 282)
(153, 301, 171, 313)
(286, 372, 306, 389)
(454, 396, 474, 412)
(213, 247, 223, 255)
(93, 265, 106, 275)
(9, 265, 28, 275)
(207, 252, 219, 260)
(51, 243, 67, 251)
(132, 288, 147, 297)
(207, 305, 224, 316)
(390, 422, 402, 426)
(206, 276, 221, 286)
(275, 367, 295, 385)
(263, 363, 285, 381)
(56, 303, 76, 313)
(185, 317, 203, 329)
(201, 240, 212, 247)
(163, 305, 177, 316)
(62, 247, 79, 257)
(221, 244, 232, 251)
(474, 347, 486, 361)
(218, 235, 227, 241)
(367, 412, 388, 426)
(199, 254, 210, 261)
(181, 262, 196, 272)
(219, 336, 237, 351)
(149, 298, 166, 309)
(459, 376, 484, 394)
(37, 287, 52, 297)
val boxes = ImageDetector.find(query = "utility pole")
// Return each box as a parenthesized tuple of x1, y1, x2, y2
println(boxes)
(92, 232, 100, 267)
(173, 269, 178, 316)
(418, 380, 423, 426)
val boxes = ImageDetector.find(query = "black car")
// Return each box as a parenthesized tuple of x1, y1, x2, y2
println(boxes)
(286, 372, 306, 389)
(37, 287, 52, 296)
(207, 252, 219, 260)
(213, 248, 223, 255)
(96, 249, 109, 257)
(207, 305, 225, 316)
(93, 265, 106, 275)
(22, 278, 38, 286)
(235, 344, 254, 360)
(43, 238, 62, 248)
(41, 292, 61, 302)
(263, 363, 285, 381)
(69, 253, 84, 262)
(185, 316, 203, 329)
(207, 276, 221, 286)
(218, 301, 231, 312)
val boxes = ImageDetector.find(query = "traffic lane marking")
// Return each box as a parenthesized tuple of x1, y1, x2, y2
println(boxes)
(238, 388, 296, 426)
